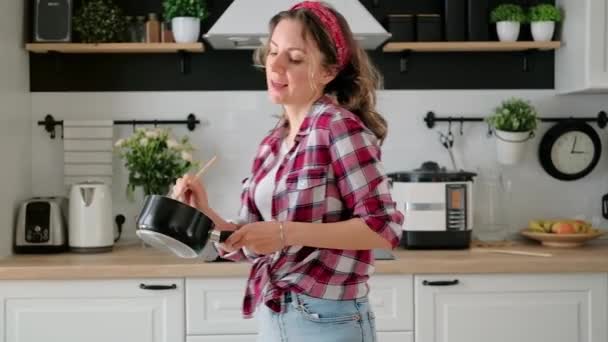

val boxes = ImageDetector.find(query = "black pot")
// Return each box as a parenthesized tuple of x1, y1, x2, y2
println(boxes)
(136, 195, 231, 258)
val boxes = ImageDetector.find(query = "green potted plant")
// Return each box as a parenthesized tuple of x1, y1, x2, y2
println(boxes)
(163, 0, 208, 43)
(528, 4, 562, 42)
(114, 128, 199, 200)
(486, 98, 538, 165)
(73, 0, 127, 43)
(490, 4, 526, 42)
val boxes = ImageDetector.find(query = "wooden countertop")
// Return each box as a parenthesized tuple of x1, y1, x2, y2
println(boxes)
(1, 241, 607, 280)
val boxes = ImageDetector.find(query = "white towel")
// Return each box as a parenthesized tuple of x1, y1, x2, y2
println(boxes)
(63, 120, 114, 187)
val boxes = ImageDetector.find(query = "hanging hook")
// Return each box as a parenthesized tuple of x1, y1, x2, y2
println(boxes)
(448, 119, 453, 138)
(132, 120, 136, 133)
(486, 122, 493, 138)
(459, 117, 464, 135)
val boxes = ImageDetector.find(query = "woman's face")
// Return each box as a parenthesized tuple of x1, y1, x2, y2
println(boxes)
(265, 18, 334, 106)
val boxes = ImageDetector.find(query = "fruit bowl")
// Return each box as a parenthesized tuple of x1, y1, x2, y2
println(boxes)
(520, 228, 605, 248)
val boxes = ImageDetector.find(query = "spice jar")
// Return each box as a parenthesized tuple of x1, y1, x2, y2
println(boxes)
(145, 13, 160, 43)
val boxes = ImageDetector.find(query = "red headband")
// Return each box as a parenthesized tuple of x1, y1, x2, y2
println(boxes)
(290, 1, 351, 70)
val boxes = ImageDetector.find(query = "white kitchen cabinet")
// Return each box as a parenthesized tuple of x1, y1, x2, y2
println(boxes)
(186, 275, 413, 338)
(187, 332, 412, 342)
(187, 335, 256, 342)
(186, 277, 257, 336)
(0, 279, 184, 342)
(368, 274, 414, 332)
(415, 273, 608, 342)
(556, 0, 608, 93)
(377, 331, 414, 342)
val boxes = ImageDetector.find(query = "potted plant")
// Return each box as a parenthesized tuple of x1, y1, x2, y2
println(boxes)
(490, 4, 526, 42)
(114, 128, 199, 200)
(486, 98, 538, 165)
(528, 4, 562, 42)
(162, 0, 208, 43)
(73, 0, 127, 43)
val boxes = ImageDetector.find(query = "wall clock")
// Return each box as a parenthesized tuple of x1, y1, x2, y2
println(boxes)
(539, 121, 602, 181)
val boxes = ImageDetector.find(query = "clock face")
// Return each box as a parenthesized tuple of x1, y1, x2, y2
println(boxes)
(550, 131, 595, 174)
(539, 121, 602, 181)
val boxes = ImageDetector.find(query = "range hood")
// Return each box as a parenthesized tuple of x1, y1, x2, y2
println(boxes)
(203, 0, 391, 50)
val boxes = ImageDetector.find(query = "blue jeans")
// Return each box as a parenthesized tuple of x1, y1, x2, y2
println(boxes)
(256, 292, 377, 342)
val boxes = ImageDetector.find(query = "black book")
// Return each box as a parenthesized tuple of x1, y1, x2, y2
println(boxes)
(445, 0, 466, 41)
(467, 0, 489, 41)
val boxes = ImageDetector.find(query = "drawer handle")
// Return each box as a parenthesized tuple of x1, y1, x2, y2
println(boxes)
(139, 283, 177, 290)
(422, 279, 459, 286)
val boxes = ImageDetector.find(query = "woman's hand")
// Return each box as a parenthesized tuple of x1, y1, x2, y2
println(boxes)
(172, 174, 209, 211)
(224, 221, 284, 255)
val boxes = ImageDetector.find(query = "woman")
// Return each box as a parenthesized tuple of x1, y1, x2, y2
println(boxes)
(174, 2, 403, 341)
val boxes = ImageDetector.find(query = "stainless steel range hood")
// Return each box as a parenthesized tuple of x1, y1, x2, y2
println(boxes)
(203, 0, 391, 50)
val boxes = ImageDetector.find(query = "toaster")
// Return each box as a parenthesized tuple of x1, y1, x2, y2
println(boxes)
(14, 197, 68, 253)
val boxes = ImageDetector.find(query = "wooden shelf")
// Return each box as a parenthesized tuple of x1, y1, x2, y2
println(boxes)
(25, 43, 205, 54)
(383, 41, 561, 53)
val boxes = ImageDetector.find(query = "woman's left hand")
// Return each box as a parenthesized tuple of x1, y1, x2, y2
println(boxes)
(225, 221, 284, 255)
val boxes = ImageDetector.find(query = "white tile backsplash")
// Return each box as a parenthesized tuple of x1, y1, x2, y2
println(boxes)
(31, 90, 608, 241)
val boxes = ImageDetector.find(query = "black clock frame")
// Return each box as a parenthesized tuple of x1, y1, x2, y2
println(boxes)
(538, 121, 602, 181)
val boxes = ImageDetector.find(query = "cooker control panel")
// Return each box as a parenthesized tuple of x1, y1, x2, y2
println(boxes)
(446, 184, 467, 231)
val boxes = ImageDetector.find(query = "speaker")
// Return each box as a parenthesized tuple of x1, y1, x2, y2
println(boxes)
(34, 0, 72, 42)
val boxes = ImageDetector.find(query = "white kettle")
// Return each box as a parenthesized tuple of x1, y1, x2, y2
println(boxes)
(69, 182, 113, 252)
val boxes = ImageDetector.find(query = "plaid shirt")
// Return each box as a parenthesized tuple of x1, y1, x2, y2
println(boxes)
(220, 95, 404, 318)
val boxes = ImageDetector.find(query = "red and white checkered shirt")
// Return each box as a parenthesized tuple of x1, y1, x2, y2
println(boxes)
(220, 95, 404, 318)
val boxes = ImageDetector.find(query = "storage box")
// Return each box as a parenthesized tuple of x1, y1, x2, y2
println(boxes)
(416, 14, 442, 41)
(388, 14, 415, 42)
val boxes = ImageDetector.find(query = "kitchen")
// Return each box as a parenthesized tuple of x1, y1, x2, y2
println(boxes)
(1, 0, 608, 341)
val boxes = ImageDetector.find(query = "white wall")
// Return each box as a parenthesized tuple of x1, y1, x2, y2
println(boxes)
(31, 90, 608, 242)
(0, 1, 32, 256)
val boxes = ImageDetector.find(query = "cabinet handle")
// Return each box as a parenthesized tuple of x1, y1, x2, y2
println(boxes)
(422, 279, 459, 286)
(139, 283, 177, 290)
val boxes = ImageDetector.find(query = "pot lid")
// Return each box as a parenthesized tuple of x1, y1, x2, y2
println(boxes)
(387, 161, 477, 182)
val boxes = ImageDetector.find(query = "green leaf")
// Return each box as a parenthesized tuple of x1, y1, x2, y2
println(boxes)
(490, 4, 526, 23)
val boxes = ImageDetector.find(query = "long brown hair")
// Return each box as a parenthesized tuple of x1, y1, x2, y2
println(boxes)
(253, 2, 388, 143)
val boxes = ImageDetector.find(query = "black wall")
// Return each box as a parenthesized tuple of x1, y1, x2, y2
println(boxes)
(29, 0, 556, 91)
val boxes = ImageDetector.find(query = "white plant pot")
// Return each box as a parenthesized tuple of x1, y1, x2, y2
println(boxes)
(494, 130, 532, 165)
(496, 21, 520, 42)
(531, 21, 555, 42)
(171, 17, 200, 43)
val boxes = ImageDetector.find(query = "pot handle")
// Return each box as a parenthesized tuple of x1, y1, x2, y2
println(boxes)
(602, 194, 608, 220)
(209, 230, 233, 243)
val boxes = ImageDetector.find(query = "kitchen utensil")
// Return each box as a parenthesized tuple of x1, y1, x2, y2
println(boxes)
(14, 197, 68, 253)
(387, 161, 477, 249)
(473, 248, 552, 257)
(602, 193, 608, 219)
(170, 155, 217, 199)
(136, 156, 231, 258)
(438, 125, 458, 171)
(520, 228, 605, 248)
(69, 182, 114, 253)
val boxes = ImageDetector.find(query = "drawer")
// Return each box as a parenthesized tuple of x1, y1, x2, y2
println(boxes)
(369, 275, 414, 331)
(187, 335, 257, 342)
(186, 277, 256, 335)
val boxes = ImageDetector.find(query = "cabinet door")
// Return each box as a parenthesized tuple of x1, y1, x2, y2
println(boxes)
(368, 275, 414, 331)
(556, 0, 608, 92)
(0, 279, 184, 342)
(377, 331, 413, 342)
(187, 336, 257, 342)
(588, 0, 608, 89)
(186, 277, 257, 335)
(415, 273, 608, 342)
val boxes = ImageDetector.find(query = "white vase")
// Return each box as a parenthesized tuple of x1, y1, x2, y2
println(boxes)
(171, 17, 201, 43)
(531, 21, 555, 42)
(496, 21, 520, 42)
(494, 130, 532, 165)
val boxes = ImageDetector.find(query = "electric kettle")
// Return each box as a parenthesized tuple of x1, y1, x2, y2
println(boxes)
(69, 182, 113, 253)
